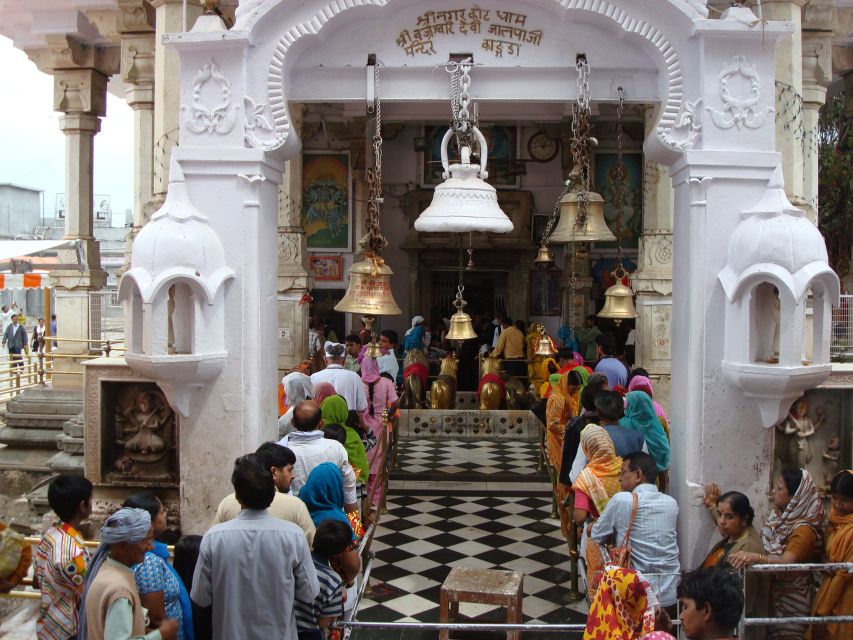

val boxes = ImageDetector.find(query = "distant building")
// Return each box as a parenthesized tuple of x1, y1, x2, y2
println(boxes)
(0, 183, 43, 239)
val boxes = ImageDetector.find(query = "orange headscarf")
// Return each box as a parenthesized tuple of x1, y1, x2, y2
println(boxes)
(808, 497, 853, 639)
(584, 565, 658, 640)
(573, 425, 623, 515)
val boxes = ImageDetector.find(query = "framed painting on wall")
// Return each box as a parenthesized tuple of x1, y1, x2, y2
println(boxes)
(422, 124, 519, 187)
(593, 151, 643, 249)
(302, 151, 351, 251)
(309, 255, 343, 281)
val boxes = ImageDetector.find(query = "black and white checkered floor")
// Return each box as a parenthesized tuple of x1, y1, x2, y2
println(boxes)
(353, 439, 588, 640)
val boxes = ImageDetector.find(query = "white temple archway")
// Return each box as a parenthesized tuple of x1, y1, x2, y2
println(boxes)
(125, 1, 837, 570)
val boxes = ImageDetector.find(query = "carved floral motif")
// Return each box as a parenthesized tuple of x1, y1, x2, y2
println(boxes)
(182, 59, 237, 136)
(244, 95, 285, 149)
(706, 55, 773, 130)
(664, 99, 701, 150)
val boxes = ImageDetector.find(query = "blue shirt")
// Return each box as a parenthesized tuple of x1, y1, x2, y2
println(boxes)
(294, 556, 343, 631)
(594, 356, 628, 388)
(133, 551, 184, 640)
(602, 424, 645, 458)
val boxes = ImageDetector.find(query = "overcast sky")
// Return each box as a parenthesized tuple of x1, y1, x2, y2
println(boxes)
(0, 36, 133, 223)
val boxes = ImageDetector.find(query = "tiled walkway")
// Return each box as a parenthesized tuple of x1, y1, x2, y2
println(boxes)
(353, 440, 588, 639)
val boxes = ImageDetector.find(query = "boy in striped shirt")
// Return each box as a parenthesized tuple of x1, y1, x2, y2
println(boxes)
(294, 520, 352, 640)
(33, 475, 93, 640)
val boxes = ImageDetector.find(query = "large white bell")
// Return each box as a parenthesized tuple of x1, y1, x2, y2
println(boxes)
(414, 127, 514, 233)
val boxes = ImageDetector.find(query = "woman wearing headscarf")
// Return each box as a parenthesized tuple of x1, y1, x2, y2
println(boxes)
(311, 382, 337, 407)
(298, 462, 361, 540)
(277, 372, 313, 437)
(321, 396, 369, 482)
(402, 315, 426, 354)
(79, 507, 178, 640)
(621, 391, 670, 491)
(583, 564, 659, 640)
(807, 469, 853, 640)
(572, 425, 623, 591)
(730, 468, 825, 640)
(627, 375, 670, 439)
(361, 356, 398, 508)
(536, 357, 559, 398)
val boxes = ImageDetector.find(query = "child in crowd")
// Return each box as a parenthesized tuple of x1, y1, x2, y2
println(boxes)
(33, 474, 93, 640)
(677, 567, 744, 640)
(294, 520, 352, 640)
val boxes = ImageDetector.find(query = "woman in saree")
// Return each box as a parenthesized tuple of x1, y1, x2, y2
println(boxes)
(537, 357, 559, 398)
(312, 382, 337, 407)
(730, 468, 824, 640)
(620, 391, 670, 492)
(583, 564, 659, 640)
(572, 425, 622, 592)
(320, 396, 369, 483)
(360, 355, 398, 508)
(807, 469, 853, 640)
(277, 371, 313, 436)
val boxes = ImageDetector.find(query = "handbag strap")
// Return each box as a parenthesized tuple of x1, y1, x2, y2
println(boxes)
(620, 492, 639, 547)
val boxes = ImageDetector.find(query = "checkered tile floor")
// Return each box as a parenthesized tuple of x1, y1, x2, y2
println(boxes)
(354, 491, 588, 639)
(391, 439, 545, 483)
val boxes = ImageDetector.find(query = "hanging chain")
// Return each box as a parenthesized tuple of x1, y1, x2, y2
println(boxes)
(448, 59, 475, 152)
(571, 55, 592, 231)
(613, 86, 627, 269)
(455, 247, 466, 307)
(364, 62, 388, 256)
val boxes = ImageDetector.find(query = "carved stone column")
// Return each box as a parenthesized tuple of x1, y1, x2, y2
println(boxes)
(149, 0, 202, 198)
(763, 0, 809, 206)
(118, 0, 156, 268)
(801, 1, 836, 224)
(41, 38, 114, 388)
(277, 103, 312, 374)
(632, 106, 675, 377)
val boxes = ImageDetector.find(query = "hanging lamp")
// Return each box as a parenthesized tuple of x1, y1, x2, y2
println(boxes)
(597, 87, 637, 324)
(414, 60, 513, 234)
(336, 62, 402, 317)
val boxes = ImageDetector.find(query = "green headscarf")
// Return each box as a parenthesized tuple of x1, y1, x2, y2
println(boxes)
(321, 396, 369, 481)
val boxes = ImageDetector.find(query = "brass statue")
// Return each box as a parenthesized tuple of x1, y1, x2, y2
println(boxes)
(399, 348, 429, 409)
(478, 356, 533, 410)
(430, 353, 459, 410)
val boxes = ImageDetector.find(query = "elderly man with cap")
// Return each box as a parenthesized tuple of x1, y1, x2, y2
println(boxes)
(79, 507, 178, 640)
(309, 342, 367, 412)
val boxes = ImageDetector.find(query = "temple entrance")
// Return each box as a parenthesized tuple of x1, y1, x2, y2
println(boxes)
(429, 270, 507, 320)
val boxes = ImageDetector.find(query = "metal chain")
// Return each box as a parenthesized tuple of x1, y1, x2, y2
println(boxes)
(455, 248, 466, 307)
(613, 86, 627, 267)
(571, 56, 592, 231)
(540, 181, 571, 245)
(448, 59, 475, 152)
(364, 62, 387, 256)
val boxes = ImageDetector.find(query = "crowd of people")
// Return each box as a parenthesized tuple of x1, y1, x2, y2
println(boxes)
(1, 312, 850, 640)
(0, 301, 54, 370)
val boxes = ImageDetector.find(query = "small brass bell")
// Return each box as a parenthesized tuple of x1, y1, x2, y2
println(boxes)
(549, 179, 616, 244)
(598, 269, 638, 325)
(415, 127, 513, 233)
(534, 328, 556, 356)
(364, 338, 383, 358)
(335, 254, 402, 315)
(534, 243, 555, 265)
(446, 296, 477, 341)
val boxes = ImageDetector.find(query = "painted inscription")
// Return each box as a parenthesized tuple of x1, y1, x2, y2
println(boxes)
(396, 8, 543, 58)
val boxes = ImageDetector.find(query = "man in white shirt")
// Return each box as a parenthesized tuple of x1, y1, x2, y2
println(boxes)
(310, 342, 367, 412)
(278, 401, 359, 512)
(591, 451, 680, 608)
(1, 303, 18, 340)
(192, 453, 319, 640)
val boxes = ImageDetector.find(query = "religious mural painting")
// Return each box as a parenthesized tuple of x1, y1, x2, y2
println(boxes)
(593, 150, 643, 249)
(302, 151, 352, 251)
(308, 255, 343, 281)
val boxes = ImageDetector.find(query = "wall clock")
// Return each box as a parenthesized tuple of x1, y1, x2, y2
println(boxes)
(527, 132, 559, 162)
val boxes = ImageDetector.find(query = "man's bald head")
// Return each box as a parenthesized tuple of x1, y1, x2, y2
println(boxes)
(293, 400, 323, 432)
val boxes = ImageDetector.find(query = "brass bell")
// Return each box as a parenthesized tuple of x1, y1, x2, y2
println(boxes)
(445, 297, 477, 341)
(534, 328, 556, 356)
(534, 243, 555, 265)
(335, 254, 402, 315)
(549, 179, 616, 244)
(415, 127, 513, 233)
(598, 269, 638, 325)
(364, 338, 383, 358)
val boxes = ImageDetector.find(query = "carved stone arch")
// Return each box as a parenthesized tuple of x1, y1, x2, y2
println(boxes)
(236, 0, 704, 163)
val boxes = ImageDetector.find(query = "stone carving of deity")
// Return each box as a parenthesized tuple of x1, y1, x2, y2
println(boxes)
(115, 386, 174, 475)
(775, 396, 824, 470)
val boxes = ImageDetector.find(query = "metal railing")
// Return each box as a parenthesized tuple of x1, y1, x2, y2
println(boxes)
(831, 294, 853, 360)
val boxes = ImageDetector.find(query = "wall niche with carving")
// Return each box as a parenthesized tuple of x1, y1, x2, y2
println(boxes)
(100, 382, 179, 487)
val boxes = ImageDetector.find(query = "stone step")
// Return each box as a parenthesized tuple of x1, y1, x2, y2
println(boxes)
(3, 413, 78, 429)
(0, 446, 56, 473)
(0, 426, 62, 449)
(46, 450, 84, 475)
(25, 484, 51, 515)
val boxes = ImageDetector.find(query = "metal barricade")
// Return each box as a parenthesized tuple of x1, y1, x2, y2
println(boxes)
(831, 294, 853, 360)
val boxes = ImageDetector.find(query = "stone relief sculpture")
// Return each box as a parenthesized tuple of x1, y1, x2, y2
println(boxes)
(775, 396, 824, 469)
(112, 384, 175, 477)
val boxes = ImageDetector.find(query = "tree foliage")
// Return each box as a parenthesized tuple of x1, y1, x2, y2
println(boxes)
(817, 96, 852, 279)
